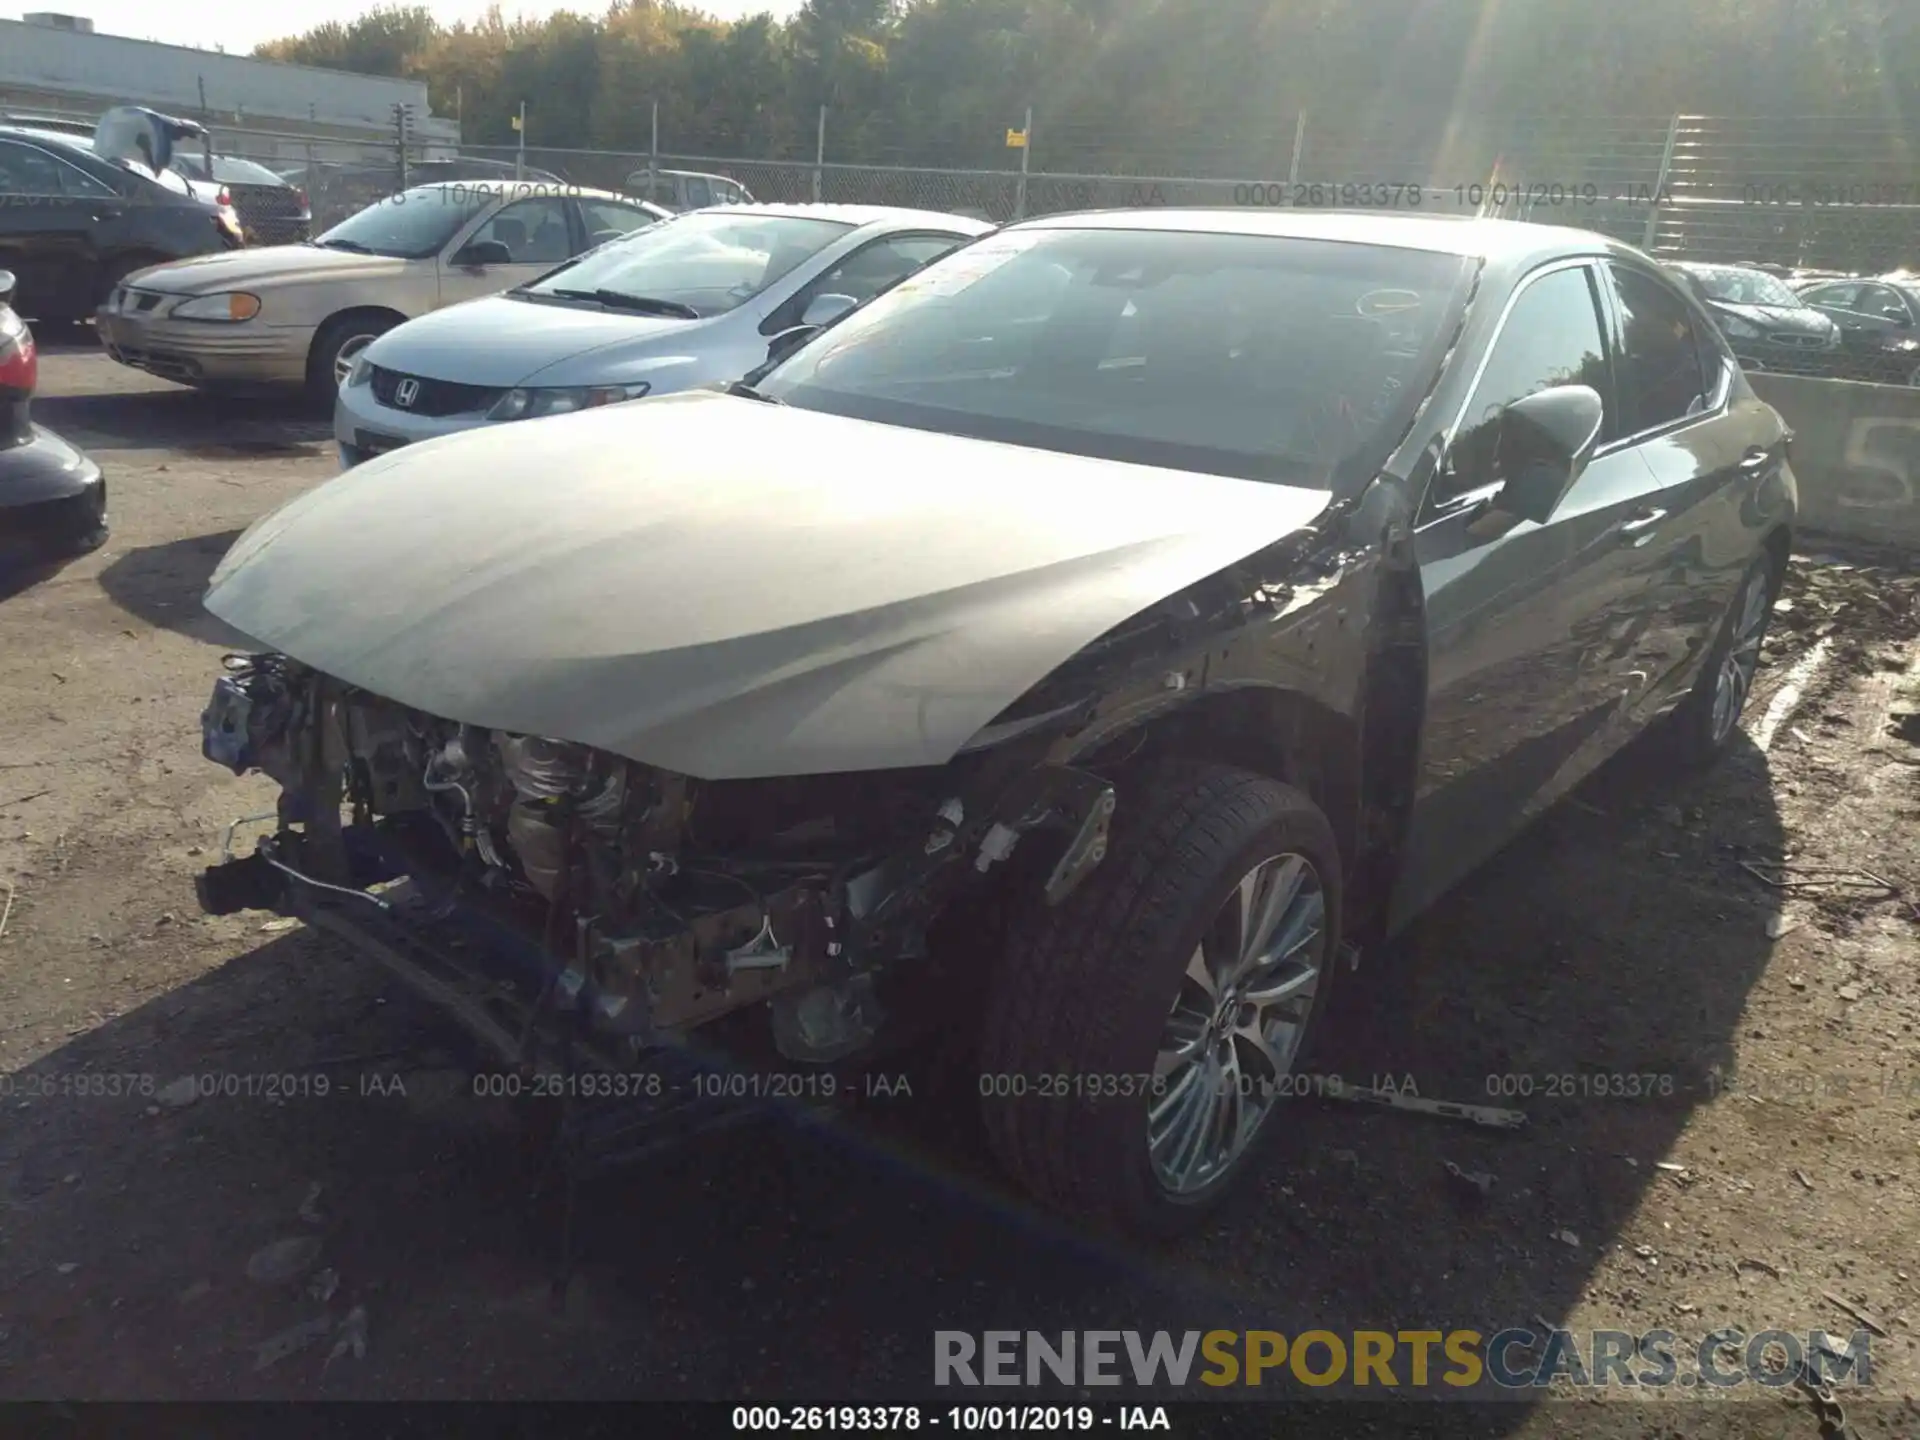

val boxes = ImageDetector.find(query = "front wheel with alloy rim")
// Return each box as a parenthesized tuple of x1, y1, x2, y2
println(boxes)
(306, 313, 396, 407)
(1663, 551, 1780, 767)
(979, 762, 1341, 1238)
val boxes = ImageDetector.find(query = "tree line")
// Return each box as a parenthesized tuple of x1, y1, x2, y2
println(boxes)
(256, 0, 1920, 175)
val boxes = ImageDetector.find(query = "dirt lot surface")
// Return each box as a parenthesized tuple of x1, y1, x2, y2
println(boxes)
(2, 340, 1918, 1432)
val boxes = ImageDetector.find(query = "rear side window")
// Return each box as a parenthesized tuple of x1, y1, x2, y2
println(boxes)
(1442, 264, 1611, 504)
(1607, 265, 1710, 435)
(0, 139, 111, 197)
(1854, 283, 1914, 325)
(1693, 309, 1732, 401)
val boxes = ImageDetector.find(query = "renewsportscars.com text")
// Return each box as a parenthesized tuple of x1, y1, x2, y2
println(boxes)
(934, 1328, 1873, 1390)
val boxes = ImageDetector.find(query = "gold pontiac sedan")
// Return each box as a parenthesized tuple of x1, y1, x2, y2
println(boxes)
(97, 179, 668, 402)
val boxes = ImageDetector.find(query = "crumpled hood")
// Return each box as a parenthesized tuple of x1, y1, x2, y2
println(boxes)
(129, 246, 409, 294)
(204, 390, 1331, 779)
(365, 293, 698, 387)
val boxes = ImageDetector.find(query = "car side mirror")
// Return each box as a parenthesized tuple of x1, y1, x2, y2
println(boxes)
(451, 240, 513, 268)
(1492, 384, 1605, 526)
(800, 292, 859, 329)
(0, 270, 15, 306)
(766, 323, 820, 366)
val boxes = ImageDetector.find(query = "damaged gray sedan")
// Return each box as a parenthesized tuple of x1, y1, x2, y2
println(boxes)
(192, 211, 1796, 1237)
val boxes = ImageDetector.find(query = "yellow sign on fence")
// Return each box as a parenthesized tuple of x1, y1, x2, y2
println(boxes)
(1006, 128, 1028, 148)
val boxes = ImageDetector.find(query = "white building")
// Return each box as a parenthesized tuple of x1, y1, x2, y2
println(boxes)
(0, 12, 459, 162)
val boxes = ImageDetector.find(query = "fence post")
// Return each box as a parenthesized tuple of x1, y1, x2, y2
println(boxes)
(1014, 105, 1033, 220)
(1642, 113, 1681, 250)
(1288, 110, 1306, 184)
(813, 105, 826, 203)
(648, 99, 659, 200)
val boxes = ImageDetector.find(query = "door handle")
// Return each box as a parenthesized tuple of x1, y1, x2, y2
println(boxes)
(1617, 507, 1667, 545)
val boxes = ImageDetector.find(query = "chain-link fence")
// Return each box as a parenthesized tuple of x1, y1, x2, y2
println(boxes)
(18, 94, 1920, 276)
(426, 112, 1920, 277)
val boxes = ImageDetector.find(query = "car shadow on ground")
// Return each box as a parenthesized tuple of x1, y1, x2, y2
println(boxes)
(0, 725, 1783, 1409)
(0, 549, 86, 603)
(96, 530, 253, 646)
(32, 384, 332, 454)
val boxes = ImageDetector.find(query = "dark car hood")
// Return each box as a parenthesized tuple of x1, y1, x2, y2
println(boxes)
(203, 390, 1333, 779)
(1709, 300, 1834, 335)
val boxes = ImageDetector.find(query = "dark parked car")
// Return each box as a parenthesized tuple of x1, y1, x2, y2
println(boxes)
(1668, 261, 1842, 375)
(0, 269, 106, 562)
(172, 154, 312, 246)
(191, 212, 1794, 1237)
(0, 120, 241, 322)
(1789, 273, 1920, 386)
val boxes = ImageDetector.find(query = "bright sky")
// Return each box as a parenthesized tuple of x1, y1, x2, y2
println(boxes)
(7, 0, 801, 55)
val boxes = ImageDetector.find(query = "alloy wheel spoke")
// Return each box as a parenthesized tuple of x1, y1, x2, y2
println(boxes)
(1230, 1016, 1290, 1084)
(1148, 1060, 1203, 1129)
(1164, 1058, 1221, 1184)
(1150, 847, 1326, 1196)
(1239, 962, 1319, 1012)
(1236, 856, 1304, 976)
(1154, 1013, 1210, 1081)
(1182, 942, 1218, 1002)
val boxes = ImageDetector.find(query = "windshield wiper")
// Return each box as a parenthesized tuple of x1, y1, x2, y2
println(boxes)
(724, 380, 784, 404)
(545, 288, 701, 319)
(313, 238, 373, 253)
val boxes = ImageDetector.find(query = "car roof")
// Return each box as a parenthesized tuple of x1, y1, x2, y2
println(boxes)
(717, 202, 994, 231)
(1010, 207, 1647, 264)
(1, 124, 96, 154)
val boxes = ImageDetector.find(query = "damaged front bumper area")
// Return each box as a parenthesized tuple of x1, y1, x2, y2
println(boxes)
(194, 652, 1114, 1100)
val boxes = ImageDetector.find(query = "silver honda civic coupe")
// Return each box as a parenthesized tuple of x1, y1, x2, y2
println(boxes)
(333, 203, 992, 468)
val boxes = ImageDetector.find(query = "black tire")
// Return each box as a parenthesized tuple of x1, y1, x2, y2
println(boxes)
(306, 312, 397, 407)
(979, 761, 1343, 1238)
(1661, 550, 1781, 768)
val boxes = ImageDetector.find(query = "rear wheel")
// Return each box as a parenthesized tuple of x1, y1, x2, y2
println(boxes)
(306, 312, 397, 407)
(1661, 551, 1780, 767)
(979, 762, 1341, 1238)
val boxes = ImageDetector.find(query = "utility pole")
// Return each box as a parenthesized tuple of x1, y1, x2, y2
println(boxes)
(393, 102, 413, 190)
(1013, 105, 1033, 220)
(647, 99, 659, 201)
(515, 100, 527, 180)
(813, 105, 826, 203)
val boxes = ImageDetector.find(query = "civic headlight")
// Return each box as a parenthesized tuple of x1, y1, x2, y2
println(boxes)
(346, 353, 374, 387)
(487, 382, 652, 422)
(1720, 316, 1761, 340)
(171, 292, 261, 323)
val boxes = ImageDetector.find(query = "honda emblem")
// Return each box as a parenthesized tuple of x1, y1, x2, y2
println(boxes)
(394, 377, 419, 409)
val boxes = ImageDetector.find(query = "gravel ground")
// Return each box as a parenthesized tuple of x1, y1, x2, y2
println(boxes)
(1, 340, 1917, 1433)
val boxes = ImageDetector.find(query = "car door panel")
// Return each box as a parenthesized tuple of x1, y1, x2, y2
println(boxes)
(0, 140, 102, 318)
(1390, 260, 1666, 929)
(1598, 261, 1785, 726)
(437, 196, 577, 307)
